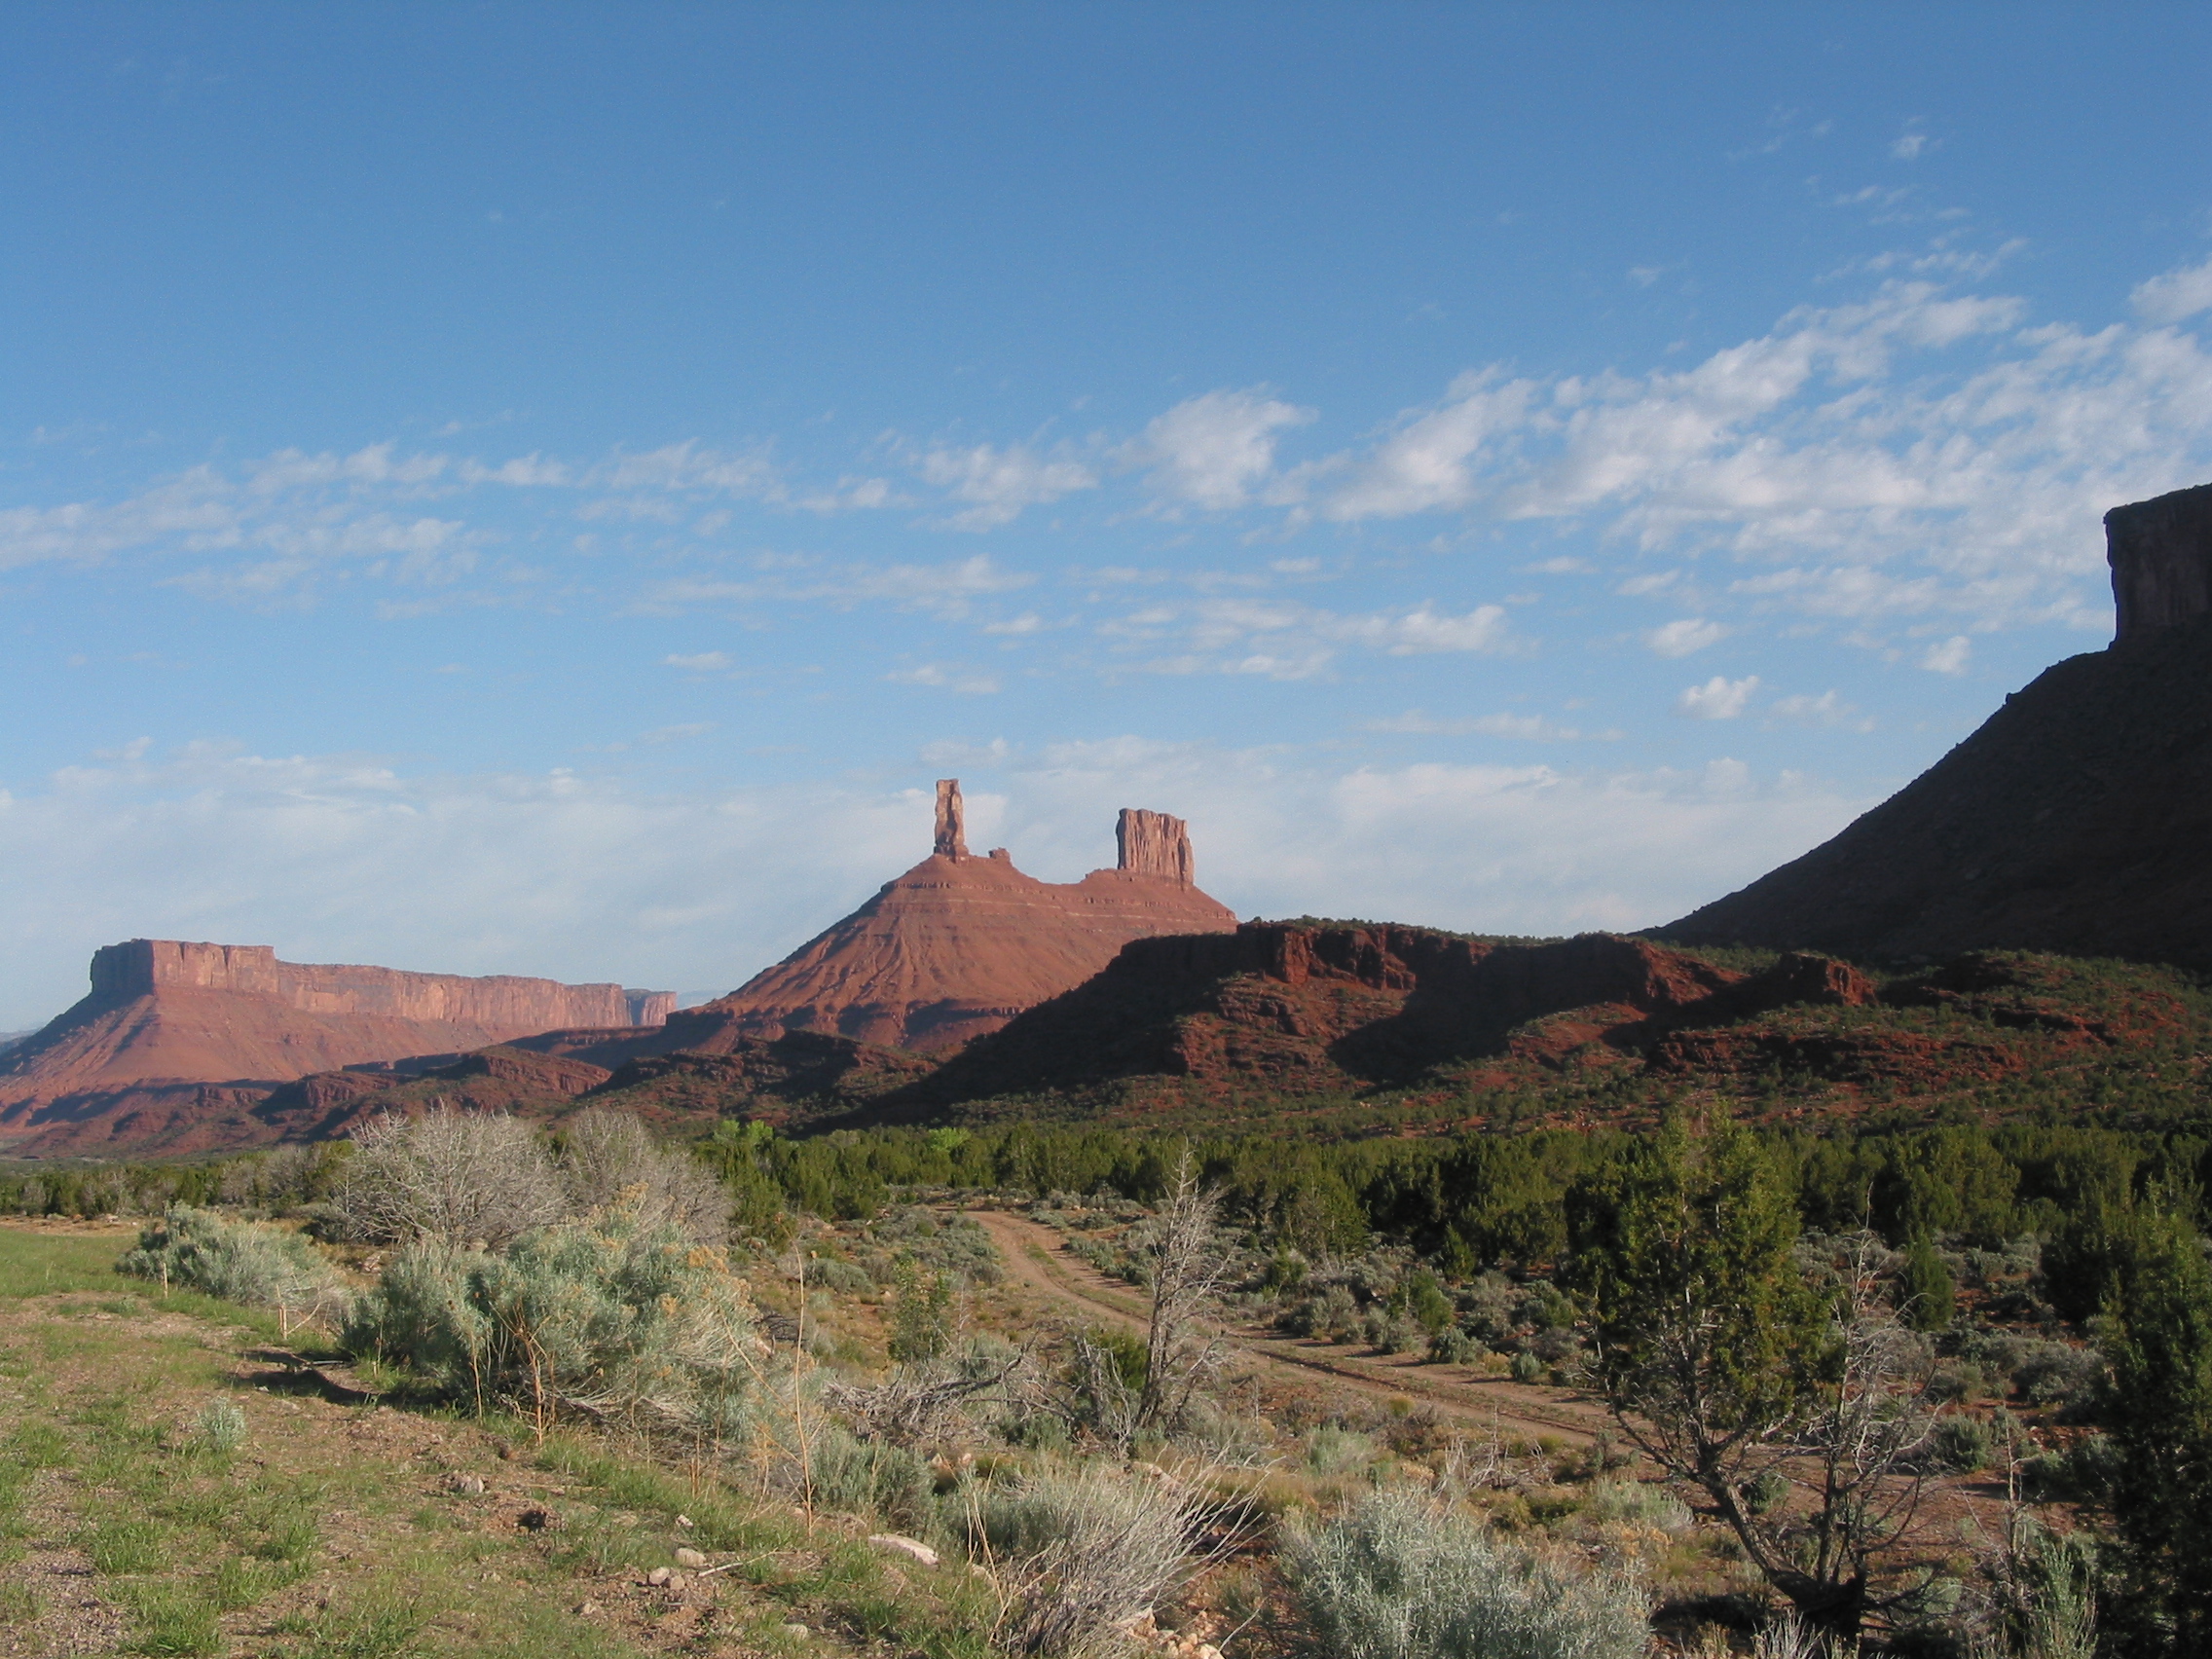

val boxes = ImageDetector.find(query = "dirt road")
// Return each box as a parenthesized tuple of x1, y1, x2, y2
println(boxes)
(967, 1206, 1613, 1446)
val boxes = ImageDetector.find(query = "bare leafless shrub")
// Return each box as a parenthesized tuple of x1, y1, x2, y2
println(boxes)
(977, 1465, 1209, 1659)
(330, 1107, 566, 1248)
(1135, 1149, 1232, 1439)
(825, 1341, 1035, 1450)
(558, 1107, 732, 1242)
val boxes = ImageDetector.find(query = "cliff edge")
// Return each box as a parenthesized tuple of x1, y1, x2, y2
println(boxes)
(1667, 481, 2212, 966)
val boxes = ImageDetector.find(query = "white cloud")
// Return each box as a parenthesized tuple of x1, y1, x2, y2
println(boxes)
(1369, 711, 1611, 742)
(1676, 675, 1760, 719)
(1646, 617, 1728, 657)
(1119, 387, 1315, 510)
(0, 739, 1871, 1029)
(1301, 273, 2212, 635)
(1890, 130, 1928, 161)
(663, 651, 732, 673)
(1320, 370, 1539, 520)
(886, 663, 1001, 694)
(918, 442, 1098, 529)
(1102, 597, 1516, 674)
(1346, 604, 1512, 655)
(2131, 256, 2212, 325)
(1921, 634, 1972, 674)
(640, 554, 1032, 620)
(1766, 689, 1870, 730)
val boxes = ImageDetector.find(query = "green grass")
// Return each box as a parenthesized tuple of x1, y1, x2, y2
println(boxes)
(0, 1229, 129, 1296)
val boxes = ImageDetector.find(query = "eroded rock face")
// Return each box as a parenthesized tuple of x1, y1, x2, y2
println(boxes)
(0, 941, 671, 1155)
(706, 795, 1237, 1051)
(1668, 480, 2212, 966)
(2109, 481, 2212, 643)
(1116, 808, 1196, 884)
(934, 779, 970, 859)
(88, 939, 639, 1029)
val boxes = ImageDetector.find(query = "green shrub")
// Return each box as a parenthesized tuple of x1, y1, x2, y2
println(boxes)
(1428, 1328, 1485, 1366)
(1924, 1415, 1992, 1474)
(119, 1206, 341, 1318)
(804, 1425, 934, 1529)
(1509, 1350, 1545, 1384)
(1306, 1425, 1380, 1478)
(1583, 1479, 1692, 1533)
(1283, 1492, 1648, 1659)
(343, 1210, 763, 1428)
(189, 1397, 248, 1456)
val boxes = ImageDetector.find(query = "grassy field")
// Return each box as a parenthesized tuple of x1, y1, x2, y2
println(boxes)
(0, 1226, 130, 1298)
(0, 1224, 1000, 1659)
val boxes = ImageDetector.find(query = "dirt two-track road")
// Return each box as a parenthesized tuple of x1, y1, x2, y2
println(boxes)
(965, 1207, 1613, 1447)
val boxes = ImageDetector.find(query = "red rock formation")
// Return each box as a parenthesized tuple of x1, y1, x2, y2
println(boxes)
(1666, 481, 2212, 967)
(906, 923, 1806, 1102)
(0, 941, 671, 1155)
(1117, 809, 1196, 884)
(704, 783, 1238, 1051)
(2108, 481, 2212, 643)
(935, 779, 971, 859)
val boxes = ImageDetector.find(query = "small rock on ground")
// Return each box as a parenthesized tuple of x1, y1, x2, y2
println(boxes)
(866, 1531, 940, 1567)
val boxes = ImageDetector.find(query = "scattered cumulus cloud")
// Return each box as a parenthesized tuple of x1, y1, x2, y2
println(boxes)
(1677, 675, 1761, 719)
(1767, 690, 1873, 730)
(1118, 387, 1315, 511)
(1921, 634, 1972, 674)
(917, 442, 1098, 530)
(663, 651, 733, 673)
(1646, 618, 1728, 657)
(2131, 256, 2212, 325)
(887, 663, 1001, 694)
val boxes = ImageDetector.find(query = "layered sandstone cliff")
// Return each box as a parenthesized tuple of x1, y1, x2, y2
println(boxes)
(703, 781, 1238, 1051)
(1667, 481, 2212, 966)
(0, 941, 671, 1156)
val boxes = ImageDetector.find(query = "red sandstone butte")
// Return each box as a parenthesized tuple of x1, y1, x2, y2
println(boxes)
(1668, 480, 2212, 968)
(702, 781, 1238, 1052)
(0, 940, 671, 1155)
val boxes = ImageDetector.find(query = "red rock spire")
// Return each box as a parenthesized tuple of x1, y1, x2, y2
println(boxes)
(934, 778, 970, 860)
(1116, 808, 1195, 885)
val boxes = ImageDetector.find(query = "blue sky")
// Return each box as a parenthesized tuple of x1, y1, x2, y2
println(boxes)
(5, 3, 2212, 1027)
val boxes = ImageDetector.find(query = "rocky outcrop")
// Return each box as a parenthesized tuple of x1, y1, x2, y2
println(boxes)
(2108, 481, 2212, 643)
(1666, 482, 2212, 967)
(1117, 809, 1196, 883)
(704, 784, 1238, 1052)
(0, 941, 672, 1155)
(902, 924, 1873, 1104)
(935, 779, 970, 859)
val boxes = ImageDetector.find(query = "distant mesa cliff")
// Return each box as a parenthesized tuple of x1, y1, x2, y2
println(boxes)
(0, 940, 670, 1157)
(1668, 481, 2212, 967)
(703, 780, 1236, 1052)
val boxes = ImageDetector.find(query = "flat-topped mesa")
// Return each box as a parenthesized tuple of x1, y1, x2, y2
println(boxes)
(2108, 481, 2212, 644)
(85, 939, 656, 1030)
(703, 783, 1238, 1051)
(1117, 808, 1195, 885)
(0, 939, 678, 1158)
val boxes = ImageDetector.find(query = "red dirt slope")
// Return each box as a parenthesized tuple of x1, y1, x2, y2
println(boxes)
(700, 782, 1237, 1052)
